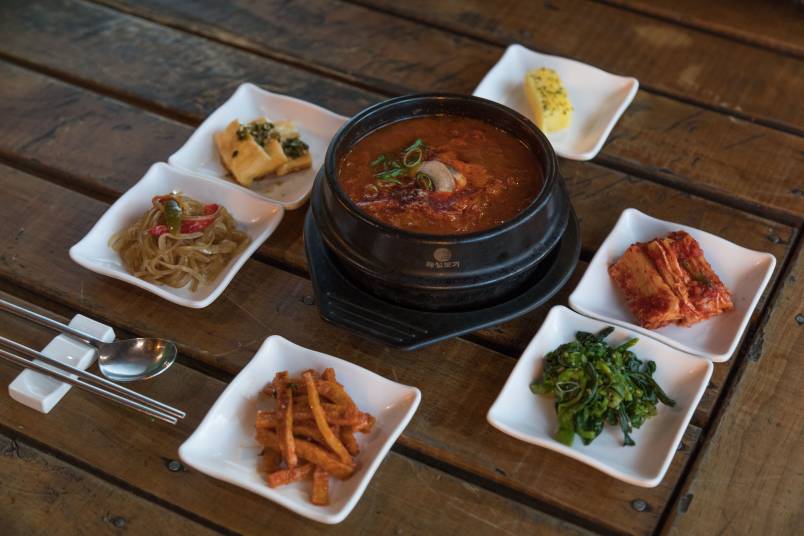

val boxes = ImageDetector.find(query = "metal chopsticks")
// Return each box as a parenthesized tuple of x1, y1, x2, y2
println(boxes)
(0, 338, 184, 425)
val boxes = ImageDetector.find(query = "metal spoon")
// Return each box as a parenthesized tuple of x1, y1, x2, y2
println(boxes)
(0, 298, 177, 382)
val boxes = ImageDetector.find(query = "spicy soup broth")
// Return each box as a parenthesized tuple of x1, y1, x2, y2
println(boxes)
(338, 116, 543, 234)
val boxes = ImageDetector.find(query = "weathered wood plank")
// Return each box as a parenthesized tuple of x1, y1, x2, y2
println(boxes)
(606, 0, 804, 58)
(0, 3, 793, 528)
(664, 242, 804, 535)
(0, 164, 699, 534)
(3, 0, 801, 224)
(0, 60, 792, 283)
(94, 0, 804, 132)
(0, 1, 375, 119)
(0, 61, 793, 430)
(0, 433, 219, 536)
(3, 0, 802, 221)
(0, 293, 591, 536)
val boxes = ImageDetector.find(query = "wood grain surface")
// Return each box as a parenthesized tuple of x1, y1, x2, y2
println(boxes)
(0, 56, 794, 262)
(0, 294, 590, 536)
(665, 243, 804, 535)
(606, 0, 804, 57)
(0, 163, 705, 534)
(354, 0, 804, 131)
(0, 1, 800, 534)
(0, 60, 796, 432)
(0, 0, 376, 120)
(0, 433, 219, 536)
(21, 0, 798, 221)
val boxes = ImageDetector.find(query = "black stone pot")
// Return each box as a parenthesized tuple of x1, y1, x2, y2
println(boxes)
(309, 93, 571, 311)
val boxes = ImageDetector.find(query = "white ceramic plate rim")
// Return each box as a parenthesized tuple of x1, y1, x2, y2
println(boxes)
(473, 43, 638, 160)
(487, 305, 712, 487)
(168, 82, 348, 209)
(568, 208, 776, 360)
(69, 162, 284, 308)
(178, 335, 421, 524)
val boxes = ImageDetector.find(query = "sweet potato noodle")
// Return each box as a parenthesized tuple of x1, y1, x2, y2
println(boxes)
(338, 116, 543, 234)
(109, 193, 250, 290)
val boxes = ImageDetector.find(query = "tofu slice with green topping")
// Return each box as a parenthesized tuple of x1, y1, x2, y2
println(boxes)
(215, 117, 312, 185)
(273, 120, 312, 177)
(214, 118, 288, 186)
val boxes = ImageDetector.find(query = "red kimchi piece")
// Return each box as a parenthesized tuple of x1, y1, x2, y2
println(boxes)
(609, 231, 733, 329)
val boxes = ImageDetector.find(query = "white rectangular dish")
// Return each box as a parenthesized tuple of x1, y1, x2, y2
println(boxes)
(569, 208, 776, 361)
(474, 44, 638, 161)
(169, 83, 347, 209)
(179, 336, 421, 524)
(70, 162, 284, 308)
(487, 305, 712, 487)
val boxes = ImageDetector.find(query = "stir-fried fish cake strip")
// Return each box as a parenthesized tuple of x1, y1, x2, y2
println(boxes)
(254, 368, 374, 506)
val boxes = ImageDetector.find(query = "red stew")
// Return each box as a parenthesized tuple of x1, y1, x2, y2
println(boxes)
(337, 116, 543, 234)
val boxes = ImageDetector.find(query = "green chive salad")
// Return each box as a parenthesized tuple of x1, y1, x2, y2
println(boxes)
(530, 327, 676, 447)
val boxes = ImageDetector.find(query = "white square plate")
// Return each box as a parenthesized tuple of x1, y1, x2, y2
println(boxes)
(168, 83, 348, 209)
(569, 208, 776, 361)
(179, 336, 421, 524)
(69, 162, 284, 308)
(487, 305, 712, 487)
(473, 44, 638, 161)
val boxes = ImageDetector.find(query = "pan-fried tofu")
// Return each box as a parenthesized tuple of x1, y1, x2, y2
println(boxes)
(214, 118, 312, 186)
(276, 153, 313, 176)
(214, 118, 288, 186)
(273, 120, 300, 140)
(275, 126, 312, 176)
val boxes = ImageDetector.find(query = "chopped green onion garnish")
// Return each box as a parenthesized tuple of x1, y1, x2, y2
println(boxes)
(403, 147, 423, 168)
(404, 138, 424, 152)
(370, 139, 429, 188)
(415, 172, 434, 191)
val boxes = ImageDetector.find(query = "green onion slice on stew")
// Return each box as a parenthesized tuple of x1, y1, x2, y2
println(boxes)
(403, 138, 425, 152)
(415, 172, 434, 191)
(403, 147, 423, 168)
(374, 167, 405, 184)
(370, 138, 430, 189)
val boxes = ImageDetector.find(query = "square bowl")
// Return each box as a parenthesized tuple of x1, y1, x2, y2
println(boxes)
(473, 44, 638, 161)
(168, 83, 347, 209)
(569, 208, 776, 361)
(179, 335, 421, 524)
(487, 305, 712, 487)
(69, 162, 284, 308)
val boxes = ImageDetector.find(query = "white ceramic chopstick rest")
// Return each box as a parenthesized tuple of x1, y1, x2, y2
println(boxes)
(8, 314, 115, 413)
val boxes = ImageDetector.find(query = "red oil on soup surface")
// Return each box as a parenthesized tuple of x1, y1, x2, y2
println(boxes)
(338, 116, 543, 234)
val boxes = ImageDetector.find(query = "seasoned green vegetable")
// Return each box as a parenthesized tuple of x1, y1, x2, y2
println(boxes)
(530, 327, 675, 447)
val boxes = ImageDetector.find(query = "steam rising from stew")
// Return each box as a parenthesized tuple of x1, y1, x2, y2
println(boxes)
(337, 116, 542, 234)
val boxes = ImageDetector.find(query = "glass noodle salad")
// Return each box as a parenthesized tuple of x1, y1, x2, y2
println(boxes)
(109, 192, 250, 291)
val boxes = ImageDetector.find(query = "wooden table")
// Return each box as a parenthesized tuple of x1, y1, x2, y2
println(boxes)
(0, 1, 801, 534)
